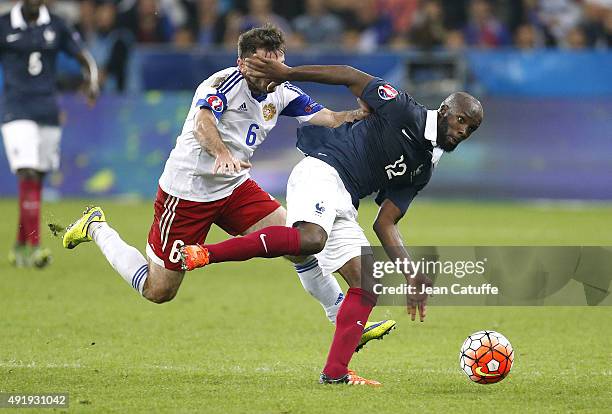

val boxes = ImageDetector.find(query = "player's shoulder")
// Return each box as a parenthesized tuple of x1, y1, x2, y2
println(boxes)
(375, 78, 425, 109)
(279, 81, 306, 95)
(203, 67, 242, 89)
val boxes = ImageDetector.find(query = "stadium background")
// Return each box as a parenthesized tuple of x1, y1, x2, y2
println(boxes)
(0, 0, 611, 201)
(1, 1, 611, 413)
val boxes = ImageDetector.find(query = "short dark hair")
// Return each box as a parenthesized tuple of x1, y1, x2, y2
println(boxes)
(237, 24, 286, 58)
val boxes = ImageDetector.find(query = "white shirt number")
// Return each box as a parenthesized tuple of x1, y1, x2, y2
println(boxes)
(28, 52, 43, 76)
(385, 155, 407, 180)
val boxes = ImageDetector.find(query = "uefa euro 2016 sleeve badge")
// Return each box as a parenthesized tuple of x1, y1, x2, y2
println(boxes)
(262, 103, 276, 121)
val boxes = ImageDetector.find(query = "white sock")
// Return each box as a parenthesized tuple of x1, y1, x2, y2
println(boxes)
(88, 222, 148, 294)
(294, 256, 344, 323)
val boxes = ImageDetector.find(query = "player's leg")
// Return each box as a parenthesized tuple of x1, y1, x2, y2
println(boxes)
(308, 211, 382, 385)
(62, 205, 153, 295)
(240, 204, 344, 323)
(13, 168, 45, 266)
(63, 206, 185, 303)
(141, 259, 185, 304)
(320, 254, 380, 385)
(2, 120, 51, 267)
(30, 125, 61, 267)
(63, 187, 215, 303)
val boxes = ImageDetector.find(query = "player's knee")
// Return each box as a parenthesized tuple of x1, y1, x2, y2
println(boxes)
(143, 284, 178, 304)
(297, 224, 327, 255)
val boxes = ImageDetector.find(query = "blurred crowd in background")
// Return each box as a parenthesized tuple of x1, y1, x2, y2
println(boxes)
(2, 0, 611, 91)
(3, 0, 611, 50)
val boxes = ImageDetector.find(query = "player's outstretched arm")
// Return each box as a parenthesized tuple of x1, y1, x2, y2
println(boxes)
(244, 56, 374, 97)
(194, 109, 251, 174)
(309, 98, 371, 128)
(75, 50, 100, 106)
(373, 200, 431, 322)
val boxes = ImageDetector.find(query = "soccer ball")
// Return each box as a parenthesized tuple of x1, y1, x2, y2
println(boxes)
(459, 330, 514, 384)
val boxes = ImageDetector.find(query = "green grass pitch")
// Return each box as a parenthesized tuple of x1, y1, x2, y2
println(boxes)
(1, 198, 611, 413)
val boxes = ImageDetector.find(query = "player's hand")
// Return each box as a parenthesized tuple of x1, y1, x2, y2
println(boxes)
(243, 55, 291, 83)
(357, 97, 372, 114)
(345, 98, 372, 123)
(213, 151, 251, 175)
(406, 272, 432, 322)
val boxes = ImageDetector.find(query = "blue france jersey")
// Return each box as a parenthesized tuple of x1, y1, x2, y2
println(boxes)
(0, 5, 84, 125)
(297, 78, 440, 214)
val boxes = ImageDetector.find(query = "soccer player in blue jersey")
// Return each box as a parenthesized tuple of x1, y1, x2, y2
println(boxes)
(1, 0, 98, 267)
(180, 56, 483, 385)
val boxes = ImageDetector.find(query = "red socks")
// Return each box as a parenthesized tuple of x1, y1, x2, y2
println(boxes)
(17, 177, 42, 246)
(322, 288, 377, 379)
(205, 226, 301, 263)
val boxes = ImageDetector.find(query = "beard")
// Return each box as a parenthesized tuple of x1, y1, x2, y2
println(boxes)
(436, 115, 458, 152)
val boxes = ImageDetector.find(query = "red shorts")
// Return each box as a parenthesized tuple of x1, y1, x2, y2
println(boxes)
(147, 179, 281, 270)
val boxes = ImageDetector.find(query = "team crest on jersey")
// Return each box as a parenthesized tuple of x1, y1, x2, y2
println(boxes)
(378, 84, 398, 100)
(43, 28, 56, 44)
(262, 103, 276, 121)
(206, 95, 224, 112)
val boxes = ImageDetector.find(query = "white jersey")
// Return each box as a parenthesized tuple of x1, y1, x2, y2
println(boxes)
(158, 67, 324, 202)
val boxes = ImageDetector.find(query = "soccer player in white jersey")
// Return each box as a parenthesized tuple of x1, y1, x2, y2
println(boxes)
(62, 25, 395, 351)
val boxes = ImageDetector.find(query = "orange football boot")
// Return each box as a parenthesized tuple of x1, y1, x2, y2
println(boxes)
(179, 244, 210, 271)
(319, 369, 382, 387)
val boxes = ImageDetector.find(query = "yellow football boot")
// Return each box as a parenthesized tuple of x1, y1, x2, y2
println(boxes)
(356, 320, 397, 352)
(63, 206, 106, 249)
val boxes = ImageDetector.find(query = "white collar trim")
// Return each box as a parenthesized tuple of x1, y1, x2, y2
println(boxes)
(11, 2, 51, 30)
(425, 110, 443, 166)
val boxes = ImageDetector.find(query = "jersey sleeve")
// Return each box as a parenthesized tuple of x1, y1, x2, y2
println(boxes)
(361, 78, 424, 127)
(279, 82, 324, 123)
(57, 19, 84, 57)
(194, 70, 242, 123)
(375, 184, 424, 215)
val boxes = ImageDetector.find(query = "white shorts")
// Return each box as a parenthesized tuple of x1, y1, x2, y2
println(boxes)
(286, 157, 370, 275)
(1, 120, 62, 173)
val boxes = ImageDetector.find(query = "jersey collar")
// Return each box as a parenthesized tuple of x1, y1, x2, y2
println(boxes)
(251, 91, 268, 102)
(425, 110, 443, 166)
(11, 2, 51, 30)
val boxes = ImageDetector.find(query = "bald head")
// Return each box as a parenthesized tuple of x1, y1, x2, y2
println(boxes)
(441, 92, 483, 122)
(435, 92, 483, 152)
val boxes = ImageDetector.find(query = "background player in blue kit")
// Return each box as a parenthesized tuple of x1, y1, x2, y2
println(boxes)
(0, 0, 98, 267)
(180, 56, 483, 385)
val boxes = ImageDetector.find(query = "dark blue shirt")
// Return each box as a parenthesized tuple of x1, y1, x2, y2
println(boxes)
(296, 78, 436, 214)
(0, 5, 83, 125)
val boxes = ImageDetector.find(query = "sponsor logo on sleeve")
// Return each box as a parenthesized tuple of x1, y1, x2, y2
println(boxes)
(206, 95, 225, 112)
(304, 102, 319, 113)
(378, 84, 398, 100)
